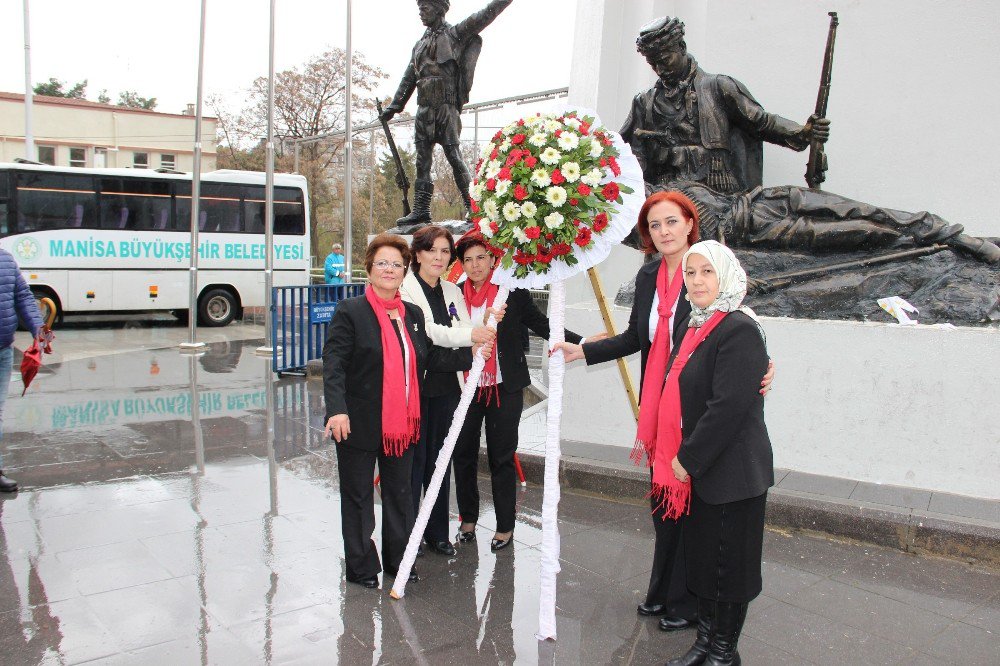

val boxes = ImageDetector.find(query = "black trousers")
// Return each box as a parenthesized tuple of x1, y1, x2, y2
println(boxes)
(336, 443, 414, 581)
(411, 391, 459, 543)
(453, 383, 522, 534)
(645, 471, 698, 620)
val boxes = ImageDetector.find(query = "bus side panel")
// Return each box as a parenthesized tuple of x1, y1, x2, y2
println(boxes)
(113, 271, 189, 311)
(22, 270, 69, 309)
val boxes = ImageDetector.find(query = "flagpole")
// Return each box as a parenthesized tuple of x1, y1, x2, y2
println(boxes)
(22, 0, 34, 159)
(257, 0, 277, 355)
(343, 0, 353, 279)
(180, 0, 207, 352)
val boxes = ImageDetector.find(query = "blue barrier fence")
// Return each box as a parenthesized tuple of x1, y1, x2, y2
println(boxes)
(271, 283, 365, 374)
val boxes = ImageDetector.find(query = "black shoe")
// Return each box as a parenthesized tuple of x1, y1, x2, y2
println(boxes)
(385, 567, 419, 583)
(457, 530, 476, 543)
(425, 540, 457, 557)
(0, 471, 17, 493)
(637, 602, 667, 617)
(703, 601, 747, 666)
(667, 597, 715, 666)
(349, 575, 379, 589)
(659, 616, 697, 632)
(490, 535, 512, 552)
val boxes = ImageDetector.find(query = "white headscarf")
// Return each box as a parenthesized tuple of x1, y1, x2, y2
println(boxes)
(682, 240, 761, 331)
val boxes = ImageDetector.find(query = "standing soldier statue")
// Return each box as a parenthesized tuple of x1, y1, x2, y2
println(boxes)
(379, 0, 514, 227)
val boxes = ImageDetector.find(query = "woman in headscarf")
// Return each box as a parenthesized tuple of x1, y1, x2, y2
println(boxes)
(322, 234, 481, 589)
(664, 240, 774, 666)
(554, 191, 773, 634)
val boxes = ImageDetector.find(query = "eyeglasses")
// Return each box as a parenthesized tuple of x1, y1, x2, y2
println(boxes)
(373, 260, 405, 271)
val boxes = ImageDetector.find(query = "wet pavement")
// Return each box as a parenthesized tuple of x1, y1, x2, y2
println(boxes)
(1, 321, 998, 665)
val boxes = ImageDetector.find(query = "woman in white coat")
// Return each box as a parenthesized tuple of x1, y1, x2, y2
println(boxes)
(400, 226, 499, 556)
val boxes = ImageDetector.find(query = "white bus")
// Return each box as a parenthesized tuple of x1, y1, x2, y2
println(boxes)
(0, 162, 309, 326)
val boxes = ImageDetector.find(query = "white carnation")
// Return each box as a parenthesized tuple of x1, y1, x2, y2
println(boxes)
(485, 161, 501, 179)
(562, 161, 581, 183)
(543, 211, 564, 230)
(540, 147, 562, 166)
(564, 117, 582, 130)
(483, 198, 499, 220)
(582, 168, 604, 187)
(530, 168, 551, 188)
(521, 201, 538, 218)
(588, 138, 604, 159)
(528, 132, 548, 148)
(557, 132, 580, 151)
(499, 138, 512, 152)
(545, 186, 567, 208)
(479, 218, 494, 237)
(544, 118, 562, 132)
(502, 122, 519, 136)
(470, 182, 485, 201)
(495, 179, 511, 197)
(512, 226, 530, 244)
(525, 115, 545, 128)
(502, 201, 521, 222)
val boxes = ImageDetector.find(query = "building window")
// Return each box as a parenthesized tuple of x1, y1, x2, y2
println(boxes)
(160, 154, 176, 170)
(37, 145, 56, 165)
(132, 152, 149, 169)
(94, 147, 108, 168)
(70, 147, 87, 168)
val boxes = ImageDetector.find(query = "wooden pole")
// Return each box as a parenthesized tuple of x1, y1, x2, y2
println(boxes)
(586, 267, 639, 422)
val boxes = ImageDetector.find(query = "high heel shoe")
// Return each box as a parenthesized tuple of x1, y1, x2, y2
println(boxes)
(490, 532, 513, 551)
(457, 522, 477, 543)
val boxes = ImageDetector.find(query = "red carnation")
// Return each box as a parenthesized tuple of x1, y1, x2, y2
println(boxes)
(569, 198, 579, 207)
(511, 133, 527, 145)
(593, 212, 609, 232)
(475, 160, 483, 171)
(525, 226, 541, 240)
(545, 233, 554, 240)
(599, 157, 608, 167)
(551, 169, 566, 185)
(471, 200, 480, 213)
(513, 183, 529, 201)
(490, 148, 499, 160)
(498, 167, 512, 181)
(608, 156, 621, 177)
(524, 155, 538, 168)
(536, 247, 553, 264)
(517, 119, 526, 126)
(514, 250, 535, 265)
(602, 182, 620, 202)
(551, 242, 572, 256)
(489, 221, 499, 233)
(492, 131, 503, 142)
(554, 129, 562, 137)
(575, 226, 592, 247)
(579, 121, 591, 135)
(577, 183, 592, 197)
(486, 178, 497, 191)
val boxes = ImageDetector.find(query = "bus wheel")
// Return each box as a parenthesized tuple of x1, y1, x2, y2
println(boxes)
(198, 289, 237, 327)
(31, 288, 60, 328)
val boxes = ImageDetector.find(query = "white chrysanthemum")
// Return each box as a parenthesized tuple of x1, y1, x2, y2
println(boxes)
(495, 179, 511, 197)
(588, 138, 604, 159)
(525, 115, 545, 128)
(581, 168, 603, 187)
(530, 168, 551, 188)
(540, 147, 562, 166)
(499, 138, 512, 152)
(502, 201, 522, 222)
(557, 132, 580, 151)
(481, 142, 493, 159)
(521, 201, 538, 218)
(546, 186, 567, 208)
(528, 132, 548, 148)
(512, 226, 530, 244)
(562, 161, 581, 183)
(479, 218, 494, 237)
(483, 198, 499, 220)
(564, 117, 582, 130)
(502, 122, 519, 136)
(544, 118, 562, 132)
(543, 211, 564, 230)
(485, 160, 501, 179)
(470, 182, 485, 202)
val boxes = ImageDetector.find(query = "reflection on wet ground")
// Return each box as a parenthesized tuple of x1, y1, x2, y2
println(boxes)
(1, 328, 997, 664)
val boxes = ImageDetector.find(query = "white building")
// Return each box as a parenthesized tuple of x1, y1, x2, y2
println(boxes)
(0, 92, 216, 172)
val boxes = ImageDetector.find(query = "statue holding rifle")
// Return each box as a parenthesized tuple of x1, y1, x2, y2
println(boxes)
(379, 0, 514, 228)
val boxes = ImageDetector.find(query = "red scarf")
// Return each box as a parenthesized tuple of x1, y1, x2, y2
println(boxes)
(463, 273, 500, 404)
(632, 259, 686, 464)
(365, 287, 421, 456)
(643, 310, 728, 520)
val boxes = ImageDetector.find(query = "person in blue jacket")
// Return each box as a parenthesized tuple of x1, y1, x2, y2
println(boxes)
(325, 243, 347, 285)
(0, 248, 43, 493)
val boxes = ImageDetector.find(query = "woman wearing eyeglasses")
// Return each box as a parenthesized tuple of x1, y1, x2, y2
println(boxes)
(323, 234, 481, 589)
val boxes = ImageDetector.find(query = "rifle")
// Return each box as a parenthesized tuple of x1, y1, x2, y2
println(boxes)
(805, 12, 839, 189)
(633, 128, 677, 146)
(749, 244, 949, 294)
(375, 99, 411, 216)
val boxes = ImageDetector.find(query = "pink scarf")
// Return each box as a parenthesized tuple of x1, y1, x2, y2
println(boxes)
(641, 309, 728, 520)
(463, 273, 500, 405)
(365, 287, 421, 455)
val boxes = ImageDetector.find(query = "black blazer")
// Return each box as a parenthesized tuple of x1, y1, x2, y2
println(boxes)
(674, 311, 774, 505)
(322, 296, 472, 452)
(493, 288, 582, 394)
(583, 259, 691, 390)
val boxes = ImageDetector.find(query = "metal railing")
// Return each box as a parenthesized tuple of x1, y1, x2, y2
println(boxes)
(271, 283, 365, 374)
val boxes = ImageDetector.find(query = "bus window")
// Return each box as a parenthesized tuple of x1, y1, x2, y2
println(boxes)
(200, 182, 242, 233)
(242, 186, 265, 234)
(99, 178, 173, 231)
(274, 187, 305, 235)
(15, 172, 98, 232)
(0, 174, 8, 236)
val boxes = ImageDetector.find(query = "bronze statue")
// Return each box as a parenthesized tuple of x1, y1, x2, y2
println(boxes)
(621, 16, 831, 194)
(379, 0, 513, 227)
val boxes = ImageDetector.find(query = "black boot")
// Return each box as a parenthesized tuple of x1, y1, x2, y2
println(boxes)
(453, 170, 473, 221)
(667, 597, 714, 666)
(395, 179, 433, 229)
(0, 470, 18, 493)
(947, 234, 1000, 263)
(703, 601, 747, 666)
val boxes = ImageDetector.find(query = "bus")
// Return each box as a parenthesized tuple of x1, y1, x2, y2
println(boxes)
(0, 162, 309, 327)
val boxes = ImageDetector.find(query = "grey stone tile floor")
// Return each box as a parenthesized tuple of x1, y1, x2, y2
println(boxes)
(0, 325, 995, 664)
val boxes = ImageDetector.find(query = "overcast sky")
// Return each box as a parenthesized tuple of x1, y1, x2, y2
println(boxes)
(0, 0, 578, 121)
